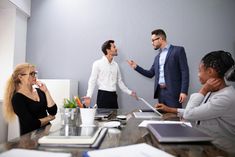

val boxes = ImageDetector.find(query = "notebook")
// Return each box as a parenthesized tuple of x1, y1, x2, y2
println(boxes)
(147, 123, 212, 143)
(39, 127, 107, 148)
(95, 108, 114, 119)
(38, 126, 103, 146)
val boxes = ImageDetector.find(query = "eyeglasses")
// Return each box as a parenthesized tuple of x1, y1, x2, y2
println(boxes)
(152, 37, 160, 42)
(21, 71, 38, 77)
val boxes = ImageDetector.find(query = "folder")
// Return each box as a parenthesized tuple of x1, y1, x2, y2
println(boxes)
(147, 123, 212, 143)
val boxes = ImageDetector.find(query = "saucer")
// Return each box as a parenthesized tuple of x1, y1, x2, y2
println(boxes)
(103, 121, 121, 128)
(108, 128, 121, 134)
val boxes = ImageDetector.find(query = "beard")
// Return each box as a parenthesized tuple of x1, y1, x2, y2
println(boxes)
(111, 51, 118, 56)
(154, 45, 160, 50)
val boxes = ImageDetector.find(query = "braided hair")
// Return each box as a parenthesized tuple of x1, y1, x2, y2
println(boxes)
(201, 50, 235, 81)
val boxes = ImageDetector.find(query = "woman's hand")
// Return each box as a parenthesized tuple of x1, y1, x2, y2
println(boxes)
(155, 103, 177, 113)
(199, 78, 223, 95)
(48, 115, 55, 121)
(36, 81, 48, 93)
(39, 115, 55, 126)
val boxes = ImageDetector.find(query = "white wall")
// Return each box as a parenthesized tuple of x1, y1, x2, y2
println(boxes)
(13, 9, 27, 67)
(26, 0, 235, 112)
(0, 0, 29, 99)
(0, 1, 15, 100)
(0, 0, 30, 143)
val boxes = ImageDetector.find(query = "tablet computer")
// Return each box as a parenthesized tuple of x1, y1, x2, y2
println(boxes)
(138, 97, 162, 117)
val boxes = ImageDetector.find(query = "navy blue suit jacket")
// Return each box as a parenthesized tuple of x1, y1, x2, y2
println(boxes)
(135, 45, 189, 100)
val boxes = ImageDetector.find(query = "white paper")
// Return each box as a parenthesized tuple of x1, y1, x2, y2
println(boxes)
(86, 143, 174, 157)
(0, 149, 71, 157)
(138, 120, 192, 127)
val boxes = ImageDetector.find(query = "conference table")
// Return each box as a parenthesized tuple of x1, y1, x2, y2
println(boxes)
(0, 109, 229, 157)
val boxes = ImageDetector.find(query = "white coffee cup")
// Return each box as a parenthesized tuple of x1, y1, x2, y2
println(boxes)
(80, 108, 96, 126)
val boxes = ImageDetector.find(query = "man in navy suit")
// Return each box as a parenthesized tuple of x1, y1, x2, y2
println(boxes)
(128, 29, 189, 108)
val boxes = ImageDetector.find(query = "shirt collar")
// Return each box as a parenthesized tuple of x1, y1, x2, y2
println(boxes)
(102, 56, 114, 64)
(160, 44, 170, 52)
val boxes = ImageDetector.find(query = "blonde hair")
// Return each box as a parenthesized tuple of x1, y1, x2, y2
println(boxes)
(3, 63, 35, 122)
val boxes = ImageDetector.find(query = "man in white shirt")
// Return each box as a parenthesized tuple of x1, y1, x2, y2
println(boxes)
(84, 40, 137, 108)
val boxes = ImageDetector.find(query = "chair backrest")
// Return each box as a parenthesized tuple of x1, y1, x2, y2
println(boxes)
(8, 116, 20, 141)
(39, 79, 78, 127)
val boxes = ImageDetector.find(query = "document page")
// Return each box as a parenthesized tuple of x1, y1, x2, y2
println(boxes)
(0, 149, 71, 157)
(84, 143, 174, 157)
(138, 120, 192, 127)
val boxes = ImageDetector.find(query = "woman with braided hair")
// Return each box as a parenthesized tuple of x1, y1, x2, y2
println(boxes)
(183, 50, 235, 153)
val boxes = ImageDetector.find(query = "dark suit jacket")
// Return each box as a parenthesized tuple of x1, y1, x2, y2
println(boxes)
(135, 45, 189, 100)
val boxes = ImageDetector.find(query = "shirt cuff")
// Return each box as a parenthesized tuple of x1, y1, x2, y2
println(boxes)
(177, 108, 185, 117)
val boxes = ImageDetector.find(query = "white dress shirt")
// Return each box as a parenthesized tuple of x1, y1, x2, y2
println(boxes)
(86, 56, 132, 98)
(158, 44, 170, 84)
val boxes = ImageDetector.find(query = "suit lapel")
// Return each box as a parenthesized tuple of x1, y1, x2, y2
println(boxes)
(155, 53, 160, 70)
(164, 45, 173, 64)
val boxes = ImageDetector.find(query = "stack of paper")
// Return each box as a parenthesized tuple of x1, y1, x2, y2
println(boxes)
(38, 127, 108, 148)
(83, 143, 174, 157)
(0, 149, 71, 157)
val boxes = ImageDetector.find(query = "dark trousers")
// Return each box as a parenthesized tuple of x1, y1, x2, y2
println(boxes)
(96, 90, 118, 109)
(157, 88, 182, 108)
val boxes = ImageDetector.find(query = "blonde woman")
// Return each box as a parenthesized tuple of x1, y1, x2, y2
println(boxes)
(3, 63, 57, 135)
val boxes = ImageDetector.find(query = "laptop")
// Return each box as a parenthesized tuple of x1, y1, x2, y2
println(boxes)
(95, 108, 115, 119)
(133, 97, 162, 119)
(147, 123, 212, 143)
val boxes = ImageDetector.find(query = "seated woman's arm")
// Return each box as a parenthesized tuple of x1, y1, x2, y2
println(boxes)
(39, 115, 55, 126)
(155, 103, 178, 113)
(155, 103, 185, 117)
